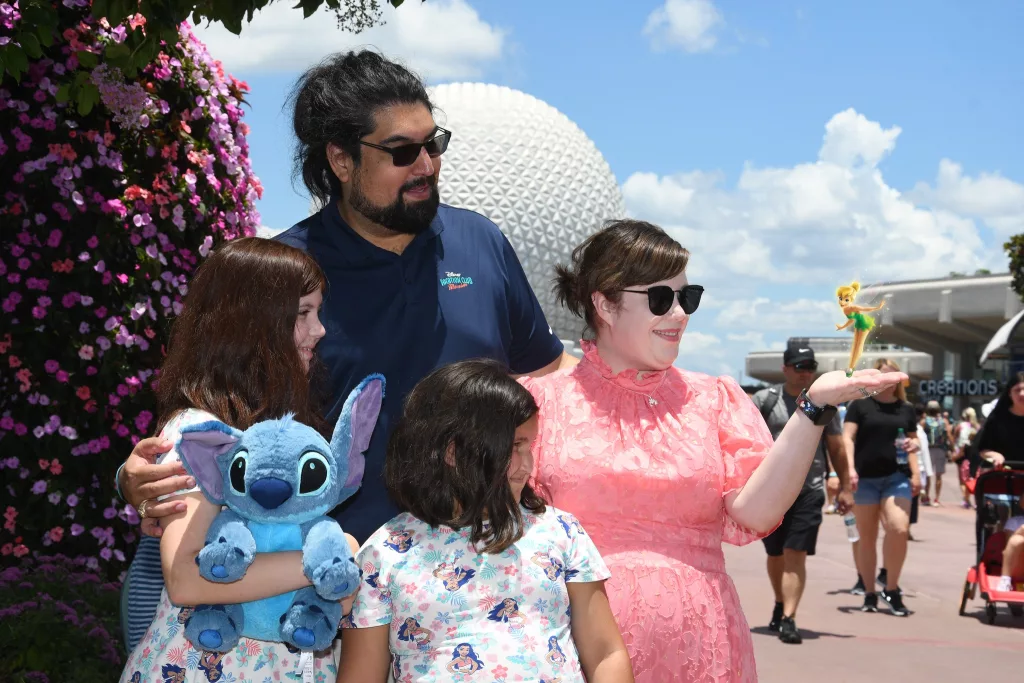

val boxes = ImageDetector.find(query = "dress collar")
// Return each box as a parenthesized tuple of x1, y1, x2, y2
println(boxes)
(579, 340, 668, 393)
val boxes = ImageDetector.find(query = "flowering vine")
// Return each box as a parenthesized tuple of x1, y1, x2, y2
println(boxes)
(1, 2, 261, 577)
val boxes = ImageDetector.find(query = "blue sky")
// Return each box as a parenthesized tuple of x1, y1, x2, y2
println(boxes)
(195, 0, 1024, 380)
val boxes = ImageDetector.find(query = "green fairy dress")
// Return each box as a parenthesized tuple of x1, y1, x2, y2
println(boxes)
(847, 311, 875, 331)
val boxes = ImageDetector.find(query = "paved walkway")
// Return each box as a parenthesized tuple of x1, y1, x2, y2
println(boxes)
(724, 471, 1023, 682)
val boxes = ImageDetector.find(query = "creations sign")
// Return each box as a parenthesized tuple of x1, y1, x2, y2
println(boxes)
(917, 379, 999, 397)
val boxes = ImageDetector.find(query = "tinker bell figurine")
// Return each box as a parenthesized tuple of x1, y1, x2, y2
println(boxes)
(835, 281, 884, 377)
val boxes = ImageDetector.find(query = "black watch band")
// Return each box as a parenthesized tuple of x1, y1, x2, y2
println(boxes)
(796, 389, 838, 426)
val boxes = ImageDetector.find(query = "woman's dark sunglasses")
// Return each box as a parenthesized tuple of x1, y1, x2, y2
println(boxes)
(619, 285, 704, 316)
(359, 128, 452, 167)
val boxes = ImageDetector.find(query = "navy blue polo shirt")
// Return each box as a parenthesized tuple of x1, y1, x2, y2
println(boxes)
(276, 201, 563, 542)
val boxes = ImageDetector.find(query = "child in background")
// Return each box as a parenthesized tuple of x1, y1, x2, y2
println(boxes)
(338, 360, 633, 683)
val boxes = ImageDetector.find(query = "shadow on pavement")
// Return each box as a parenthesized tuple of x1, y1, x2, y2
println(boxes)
(749, 626, 855, 640)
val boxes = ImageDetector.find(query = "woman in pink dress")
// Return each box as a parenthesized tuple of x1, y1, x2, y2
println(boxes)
(520, 220, 907, 682)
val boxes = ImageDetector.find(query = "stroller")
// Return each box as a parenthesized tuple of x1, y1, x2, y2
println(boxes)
(958, 466, 1024, 624)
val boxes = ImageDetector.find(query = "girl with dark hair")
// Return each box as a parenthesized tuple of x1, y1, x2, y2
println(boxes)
(119, 238, 355, 682)
(338, 360, 633, 683)
(978, 371, 1024, 470)
(520, 220, 907, 682)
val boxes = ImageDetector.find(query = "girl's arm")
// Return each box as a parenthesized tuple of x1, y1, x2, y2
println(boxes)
(337, 626, 391, 683)
(161, 491, 359, 606)
(842, 421, 859, 491)
(836, 319, 854, 331)
(568, 581, 634, 683)
(852, 304, 883, 313)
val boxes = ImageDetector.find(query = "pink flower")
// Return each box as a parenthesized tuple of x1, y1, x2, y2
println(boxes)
(50, 460, 62, 475)
(76, 386, 91, 400)
(55, 370, 69, 383)
(48, 526, 64, 542)
(78, 345, 94, 360)
(44, 360, 59, 373)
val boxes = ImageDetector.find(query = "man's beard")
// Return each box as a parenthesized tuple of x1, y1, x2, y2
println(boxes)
(348, 174, 441, 235)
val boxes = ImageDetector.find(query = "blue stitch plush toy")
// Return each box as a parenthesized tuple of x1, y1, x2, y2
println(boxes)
(174, 374, 384, 653)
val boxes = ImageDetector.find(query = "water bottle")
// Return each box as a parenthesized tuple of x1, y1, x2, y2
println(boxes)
(844, 512, 859, 542)
(894, 428, 909, 467)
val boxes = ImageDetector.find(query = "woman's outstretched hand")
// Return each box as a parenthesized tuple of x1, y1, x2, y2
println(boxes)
(806, 368, 909, 407)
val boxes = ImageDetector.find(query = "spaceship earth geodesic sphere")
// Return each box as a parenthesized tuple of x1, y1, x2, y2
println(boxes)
(429, 83, 626, 343)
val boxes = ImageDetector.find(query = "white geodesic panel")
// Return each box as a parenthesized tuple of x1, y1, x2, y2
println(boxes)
(429, 83, 626, 343)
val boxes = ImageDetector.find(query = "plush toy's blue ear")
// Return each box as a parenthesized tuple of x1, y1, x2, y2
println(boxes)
(331, 374, 385, 500)
(177, 421, 244, 506)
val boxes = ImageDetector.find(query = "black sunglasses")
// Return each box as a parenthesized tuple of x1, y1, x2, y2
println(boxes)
(358, 128, 452, 167)
(619, 285, 704, 316)
(789, 361, 818, 372)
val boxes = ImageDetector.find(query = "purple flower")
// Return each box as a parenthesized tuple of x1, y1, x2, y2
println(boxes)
(70, 524, 84, 536)
(31, 480, 47, 494)
(66, 494, 78, 507)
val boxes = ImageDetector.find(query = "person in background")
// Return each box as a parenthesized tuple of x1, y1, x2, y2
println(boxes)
(751, 346, 852, 644)
(844, 358, 921, 616)
(952, 407, 980, 509)
(978, 372, 1024, 470)
(922, 400, 953, 505)
(909, 403, 933, 541)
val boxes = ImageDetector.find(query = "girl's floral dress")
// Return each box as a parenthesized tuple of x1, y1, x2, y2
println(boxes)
(118, 408, 340, 682)
(345, 507, 610, 682)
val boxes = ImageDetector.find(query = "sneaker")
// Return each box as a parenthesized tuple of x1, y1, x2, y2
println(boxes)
(882, 588, 910, 616)
(876, 568, 887, 587)
(778, 616, 803, 644)
(861, 593, 878, 612)
(851, 576, 866, 595)
(769, 601, 784, 632)
(996, 575, 1013, 593)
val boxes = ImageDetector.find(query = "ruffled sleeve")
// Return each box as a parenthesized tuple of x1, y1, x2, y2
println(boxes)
(716, 376, 775, 546)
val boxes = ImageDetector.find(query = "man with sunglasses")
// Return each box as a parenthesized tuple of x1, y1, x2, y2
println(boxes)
(113, 50, 577, 647)
(751, 346, 853, 644)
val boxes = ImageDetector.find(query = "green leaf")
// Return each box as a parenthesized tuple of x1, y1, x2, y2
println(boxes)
(55, 84, 71, 103)
(92, 0, 110, 21)
(3, 45, 28, 80)
(76, 50, 99, 68)
(77, 83, 100, 116)
(20, 33, 42, 59)
(105, 42, 131, 62)
(37, 23, 54, 47)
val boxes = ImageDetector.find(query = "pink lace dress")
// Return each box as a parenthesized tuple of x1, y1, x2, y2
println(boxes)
(520, 341, 774, 682)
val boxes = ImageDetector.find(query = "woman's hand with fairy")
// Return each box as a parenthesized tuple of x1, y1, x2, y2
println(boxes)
(805, 368, 909, 408)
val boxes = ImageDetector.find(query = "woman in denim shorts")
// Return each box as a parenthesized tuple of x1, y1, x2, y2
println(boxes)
(843, 358, 922, 617)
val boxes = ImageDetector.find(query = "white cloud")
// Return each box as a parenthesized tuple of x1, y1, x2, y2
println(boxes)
(644, 0, 723, 53)
(818, 108, 901, 168)
(623, 108, 1016, 377)
(678, 330, 724, 356)
(909, 159, 1024, 236)
(256, 224, 285, 237)
(193, 0, 505, 80)
(715, 298, 837, 333)
(622, 108, 998, 288)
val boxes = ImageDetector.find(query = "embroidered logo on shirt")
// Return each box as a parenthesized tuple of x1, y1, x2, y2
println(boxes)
(440, 271, 474, 291)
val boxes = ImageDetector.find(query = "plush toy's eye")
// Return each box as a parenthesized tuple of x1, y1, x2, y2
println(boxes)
(229, 452, 247, 493)
(298, 452, 329, 495)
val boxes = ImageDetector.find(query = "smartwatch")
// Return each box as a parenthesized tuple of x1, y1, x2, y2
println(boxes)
(796, 389, 838, 427)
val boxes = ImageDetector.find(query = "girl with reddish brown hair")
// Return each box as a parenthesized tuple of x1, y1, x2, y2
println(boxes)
(119, 237, 355, 682)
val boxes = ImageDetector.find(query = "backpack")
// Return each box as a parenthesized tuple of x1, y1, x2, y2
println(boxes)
(757, 385, 783, 425)
(925, 416, 948, 449)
